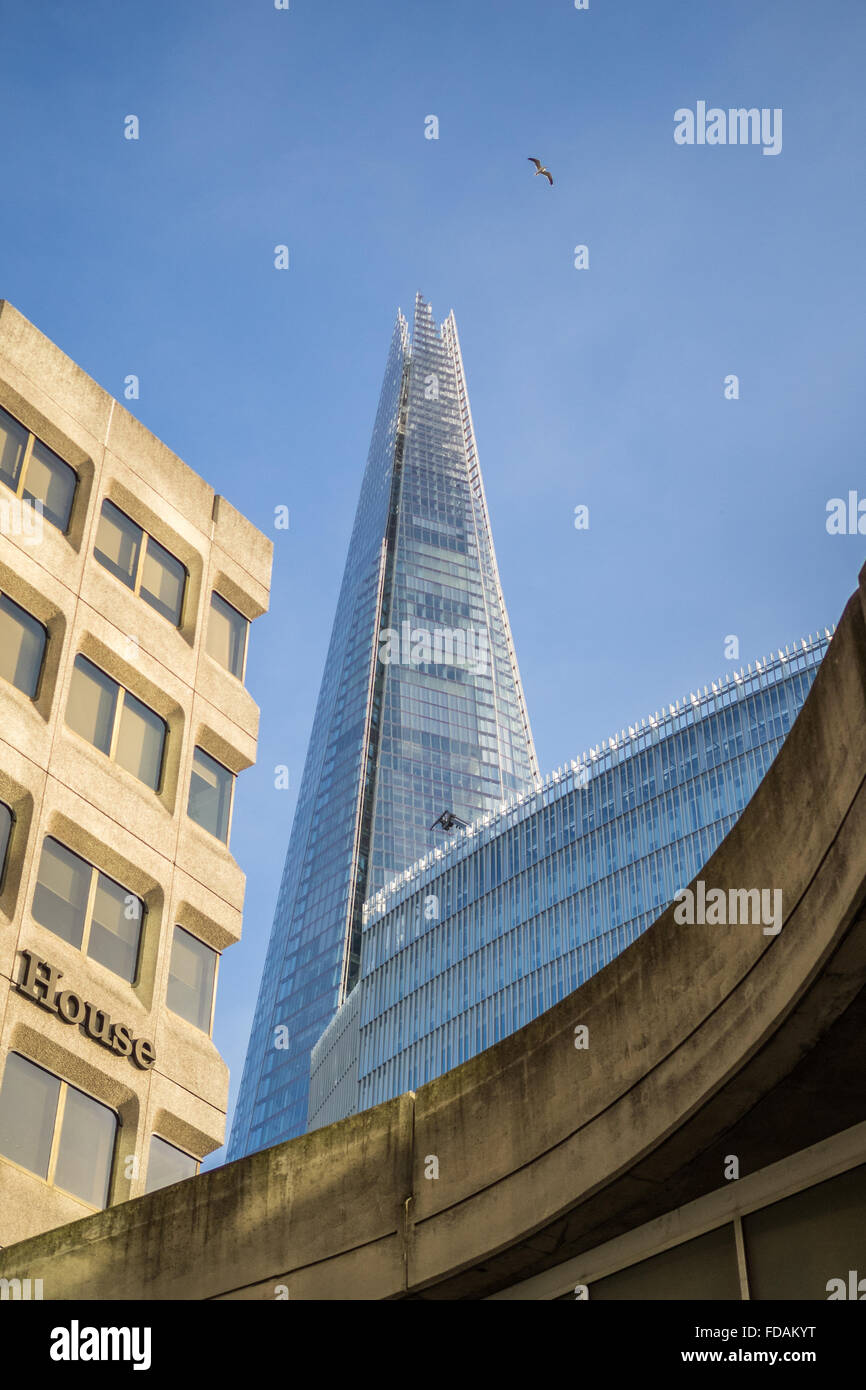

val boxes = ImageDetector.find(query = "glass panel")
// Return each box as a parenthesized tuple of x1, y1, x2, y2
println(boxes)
(66, 656, 117, 754)
(187, 747, 233, 842)
(581, 1225, 740, 1301)
(0, 404, 28, 489)
(167, 925, 217, 1032)
(93, 500, 141, 588)
(23, 438, 76, 532)
(0, 1053, 60, 1179)
(31, 838, 91, 948)
(207, 593, 248, 679)
(145, 1134, 196, 1193)
(140, 535, 186, 626)
(53, 1084, 116, 1207)
(115, 691, 165, 790)
(0, 801, 11, 882)
(0, 594, 46, 697)
(89, 873, 142, 982)
(743, 1163, 866, 1300)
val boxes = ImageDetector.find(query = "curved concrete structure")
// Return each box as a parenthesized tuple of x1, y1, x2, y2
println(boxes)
(3, 566, 866, 1299)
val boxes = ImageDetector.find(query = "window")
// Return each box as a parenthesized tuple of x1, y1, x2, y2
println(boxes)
(187, 746, 233, 842)
(66, 655, 166, 790)
(0, 593, 47, 697)
(166, 926, 217, 1032)
(743, 1163, 866, 1300)
(94, 500, 187, 626)
(582, 1224, 740, 1301)
(0, 404, 77, 532)
(0, 1053, 116, 1207)
(206, 593, 249, 679)
(31, 837, 143, 982)
(0, 800, 11, 886)
(146, 1135, 197, 1193)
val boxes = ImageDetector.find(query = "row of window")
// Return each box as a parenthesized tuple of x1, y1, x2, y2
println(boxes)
(1, 595, 234, 839)
(0, 805, 217, 1021)
(0, 402, 250, 675)
(549, 1162, 866, 1301)
(0, 1052, 197, 1208)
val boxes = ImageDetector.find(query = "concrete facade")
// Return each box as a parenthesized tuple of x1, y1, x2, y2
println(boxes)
(0, 301, 272, 1247)
(1, 560, 864, 1298)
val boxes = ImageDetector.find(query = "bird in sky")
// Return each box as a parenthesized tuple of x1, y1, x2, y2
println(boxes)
(528, 156, 554, 185)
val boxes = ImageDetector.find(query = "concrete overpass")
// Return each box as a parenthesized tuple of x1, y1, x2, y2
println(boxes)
(3, 566, 866, 1299)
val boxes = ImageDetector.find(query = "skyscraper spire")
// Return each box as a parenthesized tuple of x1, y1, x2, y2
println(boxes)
(228, 296, 537, 1156)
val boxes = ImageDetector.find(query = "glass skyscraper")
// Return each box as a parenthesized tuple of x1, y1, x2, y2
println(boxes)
(229, 295, 538, 1156)
(309, 633, 831, 1129)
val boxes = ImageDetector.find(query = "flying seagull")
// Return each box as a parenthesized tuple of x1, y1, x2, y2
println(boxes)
(528, 156, 554, 185)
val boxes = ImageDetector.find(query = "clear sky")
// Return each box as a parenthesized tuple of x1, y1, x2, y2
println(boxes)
(2, 0, 864, 1161)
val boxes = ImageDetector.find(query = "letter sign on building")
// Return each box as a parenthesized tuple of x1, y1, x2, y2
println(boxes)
(13, 950, 156, 1070)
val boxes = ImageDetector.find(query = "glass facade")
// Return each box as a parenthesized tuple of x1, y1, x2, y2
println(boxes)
(228, 296, 538, 1157)
(309, 634, 830, 1129)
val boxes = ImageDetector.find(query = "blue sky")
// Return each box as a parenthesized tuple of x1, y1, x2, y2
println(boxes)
(2, 0, 864, 1158)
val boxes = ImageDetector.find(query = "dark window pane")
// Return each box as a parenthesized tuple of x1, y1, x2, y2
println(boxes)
(32, 837, 91, 948)
(0, 801, 11, 883)
(0, 594, 46, 697)
(207, 593, 248, 679)
(167, 926, 217, 1032)
(94, 500, 141, 588)
(145, 1135, 196, 1193)
(0, 404, 28, 490)
(66, 656, 117, 754)
(187, 746, 233, 842)
(23, 438, 76, 532)
(53, 1084, 116, 1207)
(140, 536, 186, 625)
(0, 1053, 60, 1179)
(583, 1225, 740, 1301)
(89, 873, 142, 982)
(744, 1164, 866, 1300)
(115, 691, 165, 789)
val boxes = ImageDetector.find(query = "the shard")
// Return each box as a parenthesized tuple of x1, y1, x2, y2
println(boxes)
(228, 294, 538, 1155)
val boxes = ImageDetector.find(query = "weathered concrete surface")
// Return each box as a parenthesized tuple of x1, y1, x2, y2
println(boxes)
(3, 565, 866, 1298)
(0, 302, 273, 1246)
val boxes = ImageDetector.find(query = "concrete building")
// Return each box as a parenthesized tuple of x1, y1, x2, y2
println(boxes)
(2, 561, 864, 1300)
(0, 301, 272, 1247)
